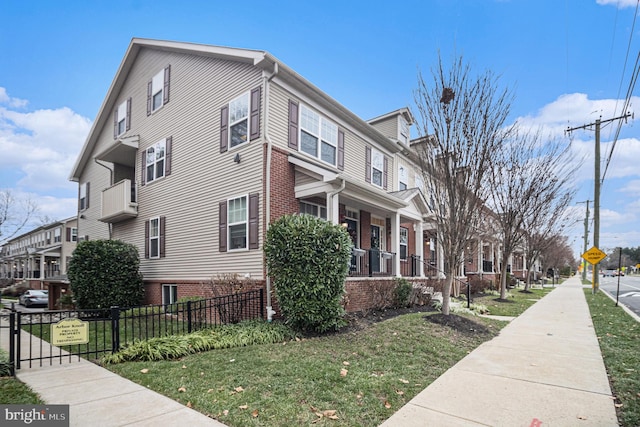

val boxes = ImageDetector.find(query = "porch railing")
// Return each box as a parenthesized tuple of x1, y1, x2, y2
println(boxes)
(349, 248, 396, 277)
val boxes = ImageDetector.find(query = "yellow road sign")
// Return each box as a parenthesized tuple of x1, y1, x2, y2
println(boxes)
(581, 246, 607, 265)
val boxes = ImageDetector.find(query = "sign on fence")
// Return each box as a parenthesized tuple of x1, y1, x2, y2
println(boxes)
(50, 318, 89, 346)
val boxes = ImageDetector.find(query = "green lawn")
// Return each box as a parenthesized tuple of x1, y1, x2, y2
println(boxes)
(472, 286, 553, 317)
(584, 289, 640, 427)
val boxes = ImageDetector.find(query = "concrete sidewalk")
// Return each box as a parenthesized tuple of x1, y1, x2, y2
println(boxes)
(0, 316, 227, 427)
(381, 276, 618, 426)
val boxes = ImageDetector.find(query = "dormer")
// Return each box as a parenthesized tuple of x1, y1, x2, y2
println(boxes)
(367, 108, 415, 146)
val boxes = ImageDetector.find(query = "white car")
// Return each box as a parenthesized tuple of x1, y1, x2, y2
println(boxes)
(19, 290, 49, 307)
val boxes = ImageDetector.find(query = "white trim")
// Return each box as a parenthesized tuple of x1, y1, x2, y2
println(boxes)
(149, 216, 161, 259)
(227, 194, 249, 252)
(299, 104, 338, 167)
(145, 139, 166, 184)
(228, 91, 250, 149)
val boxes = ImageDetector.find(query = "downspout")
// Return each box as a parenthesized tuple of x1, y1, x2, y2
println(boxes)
(327, 178, 346, 223)
(264, 61, 278, 321)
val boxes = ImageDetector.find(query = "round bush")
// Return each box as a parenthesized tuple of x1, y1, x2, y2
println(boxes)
(264, 214, 352, 333)
(67, 240, 144, 309)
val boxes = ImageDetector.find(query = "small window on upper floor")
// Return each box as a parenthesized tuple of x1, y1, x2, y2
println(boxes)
(147, 66, 171, 115)
(229, 92, 250, 148)
(415, 173, 424, 191)
(114, 98, 131, 138)
(398, 165, 408, 191)
(400, 117, 410, 144)
(146, 139, 166, 184)
(54, 228, 61, 243)
(79, 182, 90, 211)
(71, 227, 78, 242)
(300, 105, 338, 166)
(371, 149, 384, 188)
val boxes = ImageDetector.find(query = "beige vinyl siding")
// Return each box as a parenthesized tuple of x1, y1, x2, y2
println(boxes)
(77, 164, 111, 241)
(369, 116, 398, 141)
(268, 83, 394, 191)
(101, 48, 265, 280)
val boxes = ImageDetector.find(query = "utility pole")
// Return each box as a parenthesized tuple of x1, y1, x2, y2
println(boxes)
(567, 112, 632, 293)
(577, 200, 590, 281)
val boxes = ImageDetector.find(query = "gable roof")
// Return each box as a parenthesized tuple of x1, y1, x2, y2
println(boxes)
(69, 38, 400, 181)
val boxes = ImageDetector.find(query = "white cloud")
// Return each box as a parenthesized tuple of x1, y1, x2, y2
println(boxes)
(0, 88, 91, 191)
(596, 0, 639, 9)
(0, 87, 28, 109)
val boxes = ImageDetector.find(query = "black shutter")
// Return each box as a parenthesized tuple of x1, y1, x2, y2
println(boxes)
(147, 81, 152, 116)
(165, 137, 172, 176)
(250, 87, 261, 141)
(160, 216, 166, 258)
(365, 147, 371, 183)
(288, 99, 299, 150)
(163, 65, 171, 105)
(144, 220, 150, 259)
(248, 193, 259, 250)
(219, 201, 228, 252)
(66, 227, 71, 242)
(337, 130, 345, 170)
(126, 97, 132, 131)
(113, 109, 118, 139)
(220, 105, 229, 153)
(383, 156, 388, 190)
(141, 151, 146, 186)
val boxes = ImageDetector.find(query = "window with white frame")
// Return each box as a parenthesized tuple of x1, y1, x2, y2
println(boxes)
(400, 227, 408, 260)
(71, 227, 78, 242)
(54, 228, 61, 243)
(149, 217, 160, 259)
(79, 182, 88, 211)
(162, 284, 178, 305)
(116, 100, 127, 136)
(399, 117, 410, 144)
(146, 139, 166, 183)
(300, 105, 338, 166)
(46, 231, 51, 245)
(371, 149, 384, 187)
(151, 70, 165, 112)
(415, 173, 424, 191)
(398, 165, 408, 190)
(229, 92, 249, 148)
(228, 196, 248, 250)
(300, 201, 327, 219)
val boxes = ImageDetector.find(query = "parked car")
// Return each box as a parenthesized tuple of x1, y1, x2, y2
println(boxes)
(19, 290, 48, 307)
(602, 270, 616, 277)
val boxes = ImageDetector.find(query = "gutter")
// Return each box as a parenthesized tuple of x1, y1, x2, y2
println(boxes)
(263, 61, 278, 321)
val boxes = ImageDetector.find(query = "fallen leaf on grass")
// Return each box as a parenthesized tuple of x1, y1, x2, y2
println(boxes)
(140, 368, 149, 374)
(223, 410, 229, 416)
(207, 389, 214, 393)
(239, 405, 248, 410)
(178, 387, 186, 393)
(182, 365, 187, 369)
(615, 403, 623, 408)
(395, 389, 404, 395)
(340, 368, 348, 377)
(399, 379, 409, 384)
(311, 409, 339, 423)
(384, 401, 392, 409)
(343, 361, 350, 366)
(252, 409, 259, 418)
(235, 386, 245, 393)
(186, 401, 192, 408)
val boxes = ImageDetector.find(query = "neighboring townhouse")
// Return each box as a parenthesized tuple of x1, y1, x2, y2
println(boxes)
(67, 38, 457, 314)
(0, 217, 78, 289)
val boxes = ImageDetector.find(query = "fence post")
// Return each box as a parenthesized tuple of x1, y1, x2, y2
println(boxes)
(9, 311, 16, 375)
(260, 288, 264, 319)
(110, 306, 120, 353)
(187, 300, 192, 333)
(14, 309, 21, 371)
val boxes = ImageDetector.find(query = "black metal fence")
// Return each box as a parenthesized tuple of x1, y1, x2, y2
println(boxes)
(2, 289, 264, 371)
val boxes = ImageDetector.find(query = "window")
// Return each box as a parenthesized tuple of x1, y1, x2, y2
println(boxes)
(146, 139, 166, 183)
(54, 228, 61, 243)
(162, 284, 178, 305)
(400, 227, 408, 260)
(300, 201, 327, 219)
(399, 117, 409, 144)
(415, 173, 424, 191)
(149, 217, 160, 259)
(228, 196, 248, 250)
(71, 227, 78, 242)
(79, 182, 89, 211)
(147, 66, 170, 115)
(114, 99, 131, 137)
(398, 165, 408, 191)
(300, 105, 338, 165)
(371, 149, 384, 187)
(229, 93, 249, 148)
(46, 232, 51, 245)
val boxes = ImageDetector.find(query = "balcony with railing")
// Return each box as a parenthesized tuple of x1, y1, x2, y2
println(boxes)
(349, 248, 396, 277)
(100, 179, 138, 223)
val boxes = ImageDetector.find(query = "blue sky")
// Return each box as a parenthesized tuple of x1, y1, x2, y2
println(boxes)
(1, 0, 639, 256)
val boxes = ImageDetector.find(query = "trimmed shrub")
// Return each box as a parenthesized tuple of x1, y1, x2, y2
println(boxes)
(67, 240, 144, 309)
(264, 214, 352, 333)
(393, 278, 413, 308)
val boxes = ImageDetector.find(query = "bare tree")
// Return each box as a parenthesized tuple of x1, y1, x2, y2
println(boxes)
(0, 189, 39, 244)
(538, 236, 576, 280)
(413, 56, 513, 315)
(488, 129, 578, 298)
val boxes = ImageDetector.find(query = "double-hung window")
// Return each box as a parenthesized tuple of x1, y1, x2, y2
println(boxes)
(371, 149, 384, 187)
(54, 228, 61, 243)
(114, 99, 131, 137)
(228, 196, 248, 250)
(151, 70, 165, 111)
(300, 105, 338, 166)
(162, 284, 178, 305)
(146, 139, 166, 183)
(71, 227, 78, 242)
(229, 93, 250, 148)
(399, 118, 410, 144)
(400, 227, 408, 260)
(398, 165, 408, 190)
(79, 182, 89, 211)
(149, 217, 160, 259)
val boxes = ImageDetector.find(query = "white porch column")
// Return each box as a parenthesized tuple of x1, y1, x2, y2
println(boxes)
(326, 191, 340, 225)
(415, 222, 425, 277)
(40, 254, 46, 279)
(390, 212, 400, 277)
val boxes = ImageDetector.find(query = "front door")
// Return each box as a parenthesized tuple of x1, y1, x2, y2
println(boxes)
(371, 225, 381, 273)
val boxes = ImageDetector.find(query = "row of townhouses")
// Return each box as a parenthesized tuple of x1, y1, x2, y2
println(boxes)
(1, 39, 534, 312)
